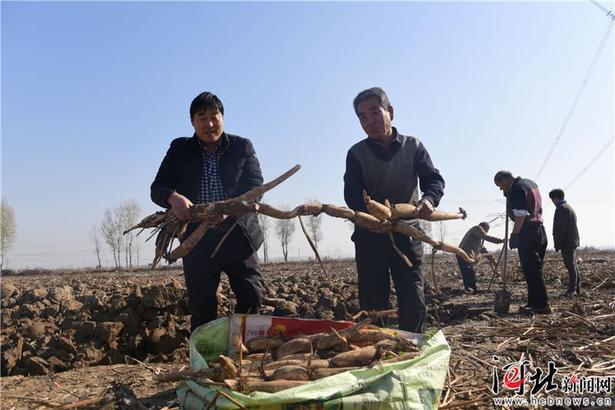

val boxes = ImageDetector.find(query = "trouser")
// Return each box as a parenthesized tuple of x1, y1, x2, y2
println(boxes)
(561, 248, 581, 292)
(518, 224, 548, 308)
(182, 224, 264, 332)
(354, 231, 426, 333)
(456, 255, 477, 290)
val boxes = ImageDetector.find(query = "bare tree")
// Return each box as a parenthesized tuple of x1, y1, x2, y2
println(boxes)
(420, 221, 433, 254)
(0, 198, 17, 271)
(101, 207, 123, 269)
(437, 221, 447, 243)
(275, 207, 295, 262)
(89, 224, 102, 269)
(119, 199, 142, 269)
(135, 244, 140, 267)
(306, 213, 323, 250)
(258, 213, 270, 264)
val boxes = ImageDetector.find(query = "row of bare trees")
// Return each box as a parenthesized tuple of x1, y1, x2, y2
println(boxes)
(260, 213, 443, 263)
(260, 211, 445, 263)
(259, 205, 323, 263)
(1, 195, 446, 271)
(0, 194, 450, 271)
(89, 199, 323, 269)
(0, 197, 145, 271)
(91, 199, 142, 269)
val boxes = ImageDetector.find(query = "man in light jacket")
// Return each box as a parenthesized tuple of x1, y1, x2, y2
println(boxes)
(457, 222, 504, 293)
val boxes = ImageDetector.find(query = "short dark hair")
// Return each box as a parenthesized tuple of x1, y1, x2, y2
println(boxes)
(549, 189, 565, 200)
(190, 92, 224, 119)
(479, 222, 490, 230)
(353, 87, 391, 115)
(493, 170, 514, 184)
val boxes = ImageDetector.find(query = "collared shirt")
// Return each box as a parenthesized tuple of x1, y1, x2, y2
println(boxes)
(197, 137, 226, 204)
(364, 129, 405, 160)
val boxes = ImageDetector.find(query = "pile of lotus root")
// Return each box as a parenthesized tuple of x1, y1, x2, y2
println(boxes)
(157, 316, 419, 394)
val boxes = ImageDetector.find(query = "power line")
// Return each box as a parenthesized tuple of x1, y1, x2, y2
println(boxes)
(534, 9, 615, 180)
(590, 0, 615, 18)
(565, 136, 615, 190)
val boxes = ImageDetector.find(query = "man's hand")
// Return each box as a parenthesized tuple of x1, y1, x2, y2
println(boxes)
(509, 233, 519, 250)
(168, 192, 193, 221)
(415, 198, 435, 219)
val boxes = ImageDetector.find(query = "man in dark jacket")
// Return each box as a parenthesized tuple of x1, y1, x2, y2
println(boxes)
(549, 189, 581, 297)
(151, 92, 265, 332)
(494, 171, 551, 314)
(344, 87, 445, 333)
(457, 222, 504, 293)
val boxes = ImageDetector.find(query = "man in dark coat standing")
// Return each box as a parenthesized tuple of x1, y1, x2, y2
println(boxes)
(151, 92, 265, 332)
(494, 171, 551, 314)
(549, 189, 581, 297)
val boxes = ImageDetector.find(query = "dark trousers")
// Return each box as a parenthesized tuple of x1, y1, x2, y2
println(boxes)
(518, 224, 548, 308)
(456, 256, 477, 290)
(182, 225, 264, 332)
(561, 248, 581, 292)
(354, 232, 426, 333)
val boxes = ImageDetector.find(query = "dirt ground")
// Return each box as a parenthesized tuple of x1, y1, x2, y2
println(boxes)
(1, 250, 613, 409)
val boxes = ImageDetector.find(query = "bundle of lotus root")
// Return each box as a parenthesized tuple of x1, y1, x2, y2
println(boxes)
(127, 165, 474, 269)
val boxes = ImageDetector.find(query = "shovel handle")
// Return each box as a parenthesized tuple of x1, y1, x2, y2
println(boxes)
(502, 211, 509, 292)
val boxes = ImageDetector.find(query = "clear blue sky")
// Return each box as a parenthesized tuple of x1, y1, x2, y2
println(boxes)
(2, 1, 613, 269)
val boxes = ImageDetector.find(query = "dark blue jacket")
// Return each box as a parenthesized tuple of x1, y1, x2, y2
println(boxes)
(151, 133, 264, 253)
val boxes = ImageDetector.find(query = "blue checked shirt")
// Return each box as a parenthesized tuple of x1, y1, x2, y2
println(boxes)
(197, 142, 227, 204)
